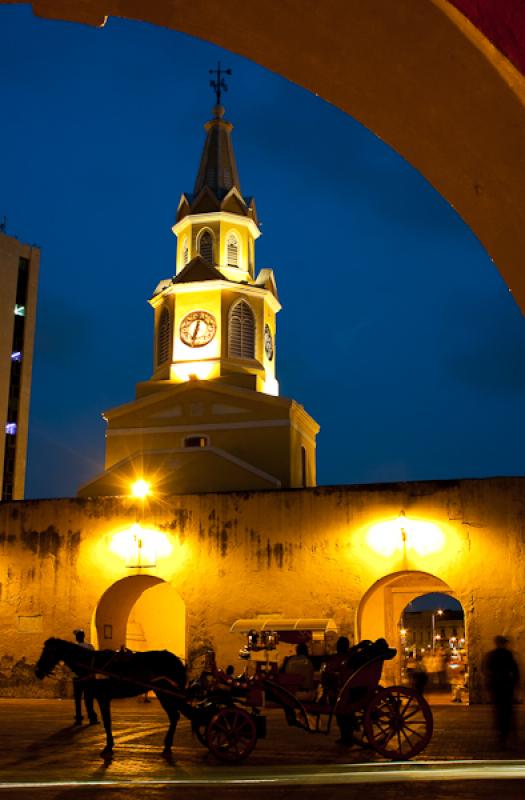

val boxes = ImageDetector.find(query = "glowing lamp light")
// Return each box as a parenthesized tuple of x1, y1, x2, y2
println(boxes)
(131, 479, 151, 499)
(109, 524, 172, 568)
(366, 514, 445, 557)
(172, 361, 216, 382)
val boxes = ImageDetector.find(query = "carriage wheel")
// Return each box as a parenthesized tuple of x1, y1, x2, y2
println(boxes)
(363, 686, 433, 760)
(206, 707, 257, 763)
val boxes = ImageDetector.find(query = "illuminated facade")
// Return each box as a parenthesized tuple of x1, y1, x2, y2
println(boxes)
(79, 103, 319, 498)
(1, 476, 525, 701)
(0, 232, 39, 501)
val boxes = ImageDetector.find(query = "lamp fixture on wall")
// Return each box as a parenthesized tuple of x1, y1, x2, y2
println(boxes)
(366, 511, 445, 557)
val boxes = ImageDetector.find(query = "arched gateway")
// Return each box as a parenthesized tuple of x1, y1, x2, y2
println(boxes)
(357, 570, 466, 687)
(93, 575, 186, 659)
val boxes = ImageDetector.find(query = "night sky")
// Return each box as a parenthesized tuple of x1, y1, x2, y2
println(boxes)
(2, 6, 524, 500)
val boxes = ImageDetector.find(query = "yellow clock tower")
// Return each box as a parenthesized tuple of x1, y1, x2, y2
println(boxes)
(79, 91, 319, 498)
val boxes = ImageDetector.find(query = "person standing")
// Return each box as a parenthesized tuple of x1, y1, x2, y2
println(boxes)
(484, 635, 520, 747)
(72, 629, 99, 726)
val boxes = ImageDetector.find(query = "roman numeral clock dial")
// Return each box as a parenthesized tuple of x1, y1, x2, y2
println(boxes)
(180, 310, 217, 347)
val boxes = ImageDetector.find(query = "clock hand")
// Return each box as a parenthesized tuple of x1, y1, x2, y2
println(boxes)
(192, 320, 201, 343)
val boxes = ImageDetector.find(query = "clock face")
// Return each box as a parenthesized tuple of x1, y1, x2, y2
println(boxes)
(264, 324, 274, 361)
(180, 310, 217, 348)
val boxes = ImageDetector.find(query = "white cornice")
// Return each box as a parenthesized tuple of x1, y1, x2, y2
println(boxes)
(150, 279, 281, 313)
(172, 212, 261, 240)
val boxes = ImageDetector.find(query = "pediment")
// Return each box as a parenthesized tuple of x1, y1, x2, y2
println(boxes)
(78, 445, 280, 497)
(211, 403, 249, 416)
(148, 406, 183, 420)
(173, 256, 224, 284)
(189, 186, 221, 214)
(221, 187, 248, 216)
(176, 193, 192, 222)
(105, 379, 293, 425)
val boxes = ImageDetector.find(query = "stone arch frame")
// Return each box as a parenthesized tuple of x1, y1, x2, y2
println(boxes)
(356, 569, 467, 687)
(24, 0, 525, 311)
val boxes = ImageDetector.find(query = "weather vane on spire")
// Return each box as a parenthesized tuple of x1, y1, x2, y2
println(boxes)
(209, 61, 232, 106)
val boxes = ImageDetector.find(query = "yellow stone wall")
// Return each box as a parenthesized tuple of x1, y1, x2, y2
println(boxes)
(1, 477, 524, 700)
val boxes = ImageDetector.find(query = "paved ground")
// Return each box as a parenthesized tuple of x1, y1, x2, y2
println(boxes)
(0, 698, 524, 798)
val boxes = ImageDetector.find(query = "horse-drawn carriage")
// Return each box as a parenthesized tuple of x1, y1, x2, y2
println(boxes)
(35, 631, 433, 763)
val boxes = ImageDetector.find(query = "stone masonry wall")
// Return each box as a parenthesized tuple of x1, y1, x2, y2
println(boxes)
(0, 477, 523, 701)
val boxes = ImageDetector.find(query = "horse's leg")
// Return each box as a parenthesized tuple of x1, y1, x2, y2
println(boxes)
(155, 690, 180, 757)
(97, 692, 114, 757)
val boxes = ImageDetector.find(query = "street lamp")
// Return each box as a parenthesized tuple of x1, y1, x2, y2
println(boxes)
(131, 479, 151, 499)
(431, 609, 443, 654)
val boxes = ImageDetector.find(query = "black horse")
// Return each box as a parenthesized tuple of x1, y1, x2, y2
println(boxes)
(35, 638, 188, 758)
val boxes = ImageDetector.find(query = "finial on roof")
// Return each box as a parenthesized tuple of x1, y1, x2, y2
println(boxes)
(209, 61, 231, 106)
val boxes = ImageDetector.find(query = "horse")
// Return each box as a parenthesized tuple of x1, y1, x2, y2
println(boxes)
(35, 638, 188, 758)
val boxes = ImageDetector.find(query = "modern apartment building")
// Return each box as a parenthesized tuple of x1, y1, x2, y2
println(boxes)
(0, 232, 39, 500)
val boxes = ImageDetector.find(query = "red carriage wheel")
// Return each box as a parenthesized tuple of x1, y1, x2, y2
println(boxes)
(363, 686, 433, 760)
(206, 706, 257, 762)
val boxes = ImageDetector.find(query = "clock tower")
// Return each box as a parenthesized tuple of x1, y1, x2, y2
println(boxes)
(147, 101, 279, 397)
(79, 89, 319, 498)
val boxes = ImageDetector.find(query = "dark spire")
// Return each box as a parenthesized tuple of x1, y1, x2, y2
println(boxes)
(193, 104, 241, 200)
(176, 68, 259, 226)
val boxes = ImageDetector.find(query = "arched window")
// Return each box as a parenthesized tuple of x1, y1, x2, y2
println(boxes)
(226, 232, 239, 267)
(198, 230, 214, 264)
(301, 446, 308, 488)
(182, 237, 189, 266)
(157, 306, 171, 365)
(229, 300, 255, 359)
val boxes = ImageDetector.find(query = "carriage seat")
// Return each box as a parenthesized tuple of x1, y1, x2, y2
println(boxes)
(343, 638, 396, 675)
(280, 653, 316, 700)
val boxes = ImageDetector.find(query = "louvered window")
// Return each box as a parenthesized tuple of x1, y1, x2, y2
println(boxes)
(199, 230, 214, 264)
(182, 238, 189, 266)
(229, 300, 255, 359)
(226, 233, 239, 267)
(157, 307, 171, 365)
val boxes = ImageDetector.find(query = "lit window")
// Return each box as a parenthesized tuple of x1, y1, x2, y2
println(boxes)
(184, 436, 208, 448)
(226, 232, 239, 267)
(14, 305, 25, 317)
(11, 352, 22, 362)
(228, 300, 255, 359)
(5, 423, 17, 435)
(198, 231, 214, 264)
(157, 307, 171, 365)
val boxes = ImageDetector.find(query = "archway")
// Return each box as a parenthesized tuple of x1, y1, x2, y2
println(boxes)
(93, 575, 186, 658)
(18, 1, 525, 311)
(357, 570, 466, 691)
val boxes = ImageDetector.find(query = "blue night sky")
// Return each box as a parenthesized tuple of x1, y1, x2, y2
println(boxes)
(2, 7, 524, 500)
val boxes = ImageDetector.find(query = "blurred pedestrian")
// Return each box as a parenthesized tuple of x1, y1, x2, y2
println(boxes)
(411, 658, 428, 696)
(484, 636, 520, 747)
(72, 629, 99, 726)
